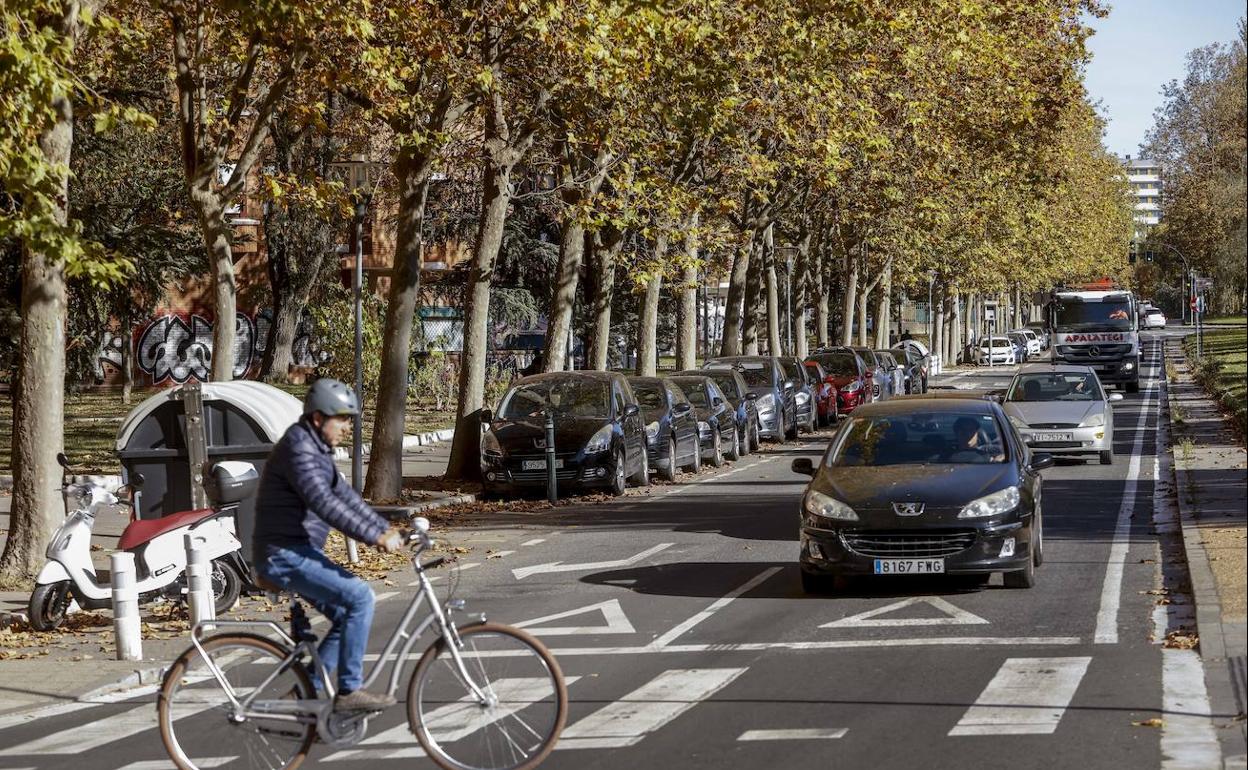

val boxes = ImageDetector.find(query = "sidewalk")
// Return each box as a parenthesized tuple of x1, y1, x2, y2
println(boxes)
(1164, 337, 1248, 761)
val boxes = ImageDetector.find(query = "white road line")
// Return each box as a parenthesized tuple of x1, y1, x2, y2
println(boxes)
(557, 668, 746, 749)
(326, 676, 581, 762)
(649, 567, 782, 649)
(948, 656, 1091, 736)
(458, 562, 480, 571)
(375, 591, 400, 602)
(117, 758, 235, 770)
(820, 596, 988, 628)
(1094, 342, 1159, 644)
(512, 543, 673, 580)
(521, 538, 546, 547)
(515, 599, 636, 636)
(361, 636, 1083, 662)
(0, 703, 157, 755)
(738, 728, 848, 741)
(1160, 649, 1221, 769)
(489, 550, 516, 559)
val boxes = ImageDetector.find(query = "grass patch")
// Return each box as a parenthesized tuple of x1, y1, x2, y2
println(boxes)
(1202, 315, 1247, 326)
(1187, 326, 1247, 440)
(1, 385, 456, 475)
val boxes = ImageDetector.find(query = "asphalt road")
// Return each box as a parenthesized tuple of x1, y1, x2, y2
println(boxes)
(0, 328, 1226, 770)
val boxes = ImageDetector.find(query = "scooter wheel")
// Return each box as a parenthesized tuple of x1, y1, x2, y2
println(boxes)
(28, 581, 73, 632)
(210, 559, 243, 615)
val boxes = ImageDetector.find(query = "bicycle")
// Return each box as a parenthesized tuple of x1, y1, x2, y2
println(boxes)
(157, 517, 568, 770)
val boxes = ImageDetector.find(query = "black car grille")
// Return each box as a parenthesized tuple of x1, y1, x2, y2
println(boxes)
(511, 469, 580, 483)
(1060, 344, 1131, 360)
(1030, 441, 1082, 449)
(841, 529, 977, 558)
(1028, 422, 1079, 429)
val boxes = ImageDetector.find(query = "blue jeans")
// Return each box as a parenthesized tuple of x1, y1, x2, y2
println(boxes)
(258, 544, 375, 694)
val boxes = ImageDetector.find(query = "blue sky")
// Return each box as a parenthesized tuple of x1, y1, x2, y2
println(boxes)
(1084, 0, 1245, 158)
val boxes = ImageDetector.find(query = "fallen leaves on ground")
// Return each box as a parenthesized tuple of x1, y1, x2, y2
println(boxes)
(1132, 718, 1164, 728)
(1163, 631, 1199, 649)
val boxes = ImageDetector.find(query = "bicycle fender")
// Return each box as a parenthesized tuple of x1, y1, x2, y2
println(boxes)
(35, 561, 71, 585)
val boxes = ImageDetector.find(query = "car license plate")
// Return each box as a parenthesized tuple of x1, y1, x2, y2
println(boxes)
(873, 559, 945, 575)
(522, 459, 563, 471)
(1034, 432, 1073, 442)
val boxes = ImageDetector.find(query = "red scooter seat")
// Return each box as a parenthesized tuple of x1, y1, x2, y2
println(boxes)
(118, 507, 220, 551)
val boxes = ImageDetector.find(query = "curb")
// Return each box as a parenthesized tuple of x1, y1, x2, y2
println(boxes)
(77, 664, 170, 701)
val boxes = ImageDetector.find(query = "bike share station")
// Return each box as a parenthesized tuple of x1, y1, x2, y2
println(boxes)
(31, 381, 303, 657)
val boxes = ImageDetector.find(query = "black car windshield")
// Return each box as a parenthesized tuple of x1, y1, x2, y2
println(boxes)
(1054, 299, 1133, 330)
(631, 383, 666, 416)
(705, 372, 740, 400)
(673, 380, 709, 407)
(499, 379, 611, 419)
(714, 363, 771, 388)
(812, 353, 858, 376)
(1007, 372, 1103, 402)
(828, 412, 1007, 466)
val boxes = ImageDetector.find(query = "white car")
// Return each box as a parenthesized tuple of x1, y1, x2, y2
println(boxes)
(1144, 309, 1167, 329)
(1003, 364, 1123, 465)
(1011, 328, 1043, 357)
(976, 336, 1016, 366)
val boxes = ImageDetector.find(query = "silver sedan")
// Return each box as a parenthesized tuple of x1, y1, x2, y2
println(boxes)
(1001, 363, 1123, 465)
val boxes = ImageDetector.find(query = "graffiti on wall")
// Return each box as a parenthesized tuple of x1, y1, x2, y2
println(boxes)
(97, 310, 329, 384)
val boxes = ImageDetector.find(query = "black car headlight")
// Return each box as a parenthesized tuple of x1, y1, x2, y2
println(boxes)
(958, 487, 1020, 519)
(481, 429, 502, 458)
(584, 425, 613, 454)
(803, 489, 858, 521)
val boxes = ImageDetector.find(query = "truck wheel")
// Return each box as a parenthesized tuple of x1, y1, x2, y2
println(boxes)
(1125, 381, 1140, 394)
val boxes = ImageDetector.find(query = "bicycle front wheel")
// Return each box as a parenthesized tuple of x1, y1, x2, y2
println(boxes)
(408, 622, 568, 770)
(158, 633, 316, 770)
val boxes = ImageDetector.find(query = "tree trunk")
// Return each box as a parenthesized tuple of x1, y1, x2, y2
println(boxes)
(187, 188, 237, 382)
(544, 214, 586, 373)
(814, 251, 829, 350)
(445, 160, 513, 480)
(856, 281, 871, 348)
(840, 250, 858, 346)
(720, 233, 753, 356)
(364, 159, 431, 500)
(874, 264, 892, 348)
(587, 228, 621, 370)
(764, 226, 781, 356)
(0, 12, 75, 580)
(675, 215, 699, 371)
(793, 229, 812, 359)
(635, 234, 668, 377)
(121, 310, 133, 405)
(933, 286, 945, 370)
(743, 231, 766, 355)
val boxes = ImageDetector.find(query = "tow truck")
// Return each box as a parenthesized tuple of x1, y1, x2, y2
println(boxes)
(1045, 280, 1141, 393)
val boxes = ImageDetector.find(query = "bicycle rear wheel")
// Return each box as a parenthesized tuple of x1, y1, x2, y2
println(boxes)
(158, 633, 316, 770)
(408, 623, 568, 770)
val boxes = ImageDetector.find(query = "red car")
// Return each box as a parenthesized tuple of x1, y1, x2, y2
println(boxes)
(807, 348, 869, 415)
(803, 360, 838, 427)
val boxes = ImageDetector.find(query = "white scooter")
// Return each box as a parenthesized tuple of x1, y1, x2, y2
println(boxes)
(28, 454, 254, 631)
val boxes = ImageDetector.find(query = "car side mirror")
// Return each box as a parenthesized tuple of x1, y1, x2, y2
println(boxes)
(1029, 453, 1055, 471)
(479, 408, 493, 424)
(623, 404, 640, 418)
(673, 402, 692, 415)
(791, 458, 816, 476)
(1107, 393, 1124, 402)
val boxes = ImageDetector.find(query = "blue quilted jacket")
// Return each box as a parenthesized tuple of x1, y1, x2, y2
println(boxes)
(252, 418, 388, 561)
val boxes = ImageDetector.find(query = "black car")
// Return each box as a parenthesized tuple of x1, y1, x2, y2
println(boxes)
(628, 376, 700, 481)
(680, 368, 759, 455)
(704, 356, 797, 442)
(480, 372, 649, 497)
(791, 396, 1053, 593)
(890, 340, 930, 394)
(669, 375, 740, 466)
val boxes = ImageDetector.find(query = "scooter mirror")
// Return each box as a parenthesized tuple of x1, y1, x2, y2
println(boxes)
(130, 472, 146, 489)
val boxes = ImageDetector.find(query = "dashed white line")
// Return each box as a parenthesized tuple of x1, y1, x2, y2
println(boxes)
(738, 728, 847, 741)
(649, 567, 782, 649)
(521, 538, 546, 547)
(949, 657, 1092, 736)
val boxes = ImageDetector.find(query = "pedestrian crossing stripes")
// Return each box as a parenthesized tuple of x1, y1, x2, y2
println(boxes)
(0, 655, 1104, 762)
(949, 657, 1092, 736)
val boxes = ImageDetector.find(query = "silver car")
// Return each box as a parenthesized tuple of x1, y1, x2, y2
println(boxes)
(1001, 363, 1123, 465)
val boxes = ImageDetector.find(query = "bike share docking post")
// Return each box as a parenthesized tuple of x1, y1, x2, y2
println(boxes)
(110, 552, 142, 661)
(184, 533, 215, 629)
(545, 410, 558, 503)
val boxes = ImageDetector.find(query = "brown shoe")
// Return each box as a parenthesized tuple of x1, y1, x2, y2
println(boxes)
(334, 688, 396, 712)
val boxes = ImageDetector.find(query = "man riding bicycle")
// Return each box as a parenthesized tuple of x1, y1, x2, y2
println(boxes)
(253, 378, 404, 712)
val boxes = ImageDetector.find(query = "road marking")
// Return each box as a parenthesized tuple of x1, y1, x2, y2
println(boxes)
(327, 677, 581, 762)
(1094, 342, 1159, 644)
(1160, 649, 1221, 769)
(557, 668, 746, 749)
(0, 704, 157, 755)
(948, 656, 1091, 736)
(521, 538, 546, 547)
(738, 728, 848, 741)
(649, 567, 783, 649)
(117, 759, 235, 770)
(514, 599, 636, 636)
(361, 636, 1083, 662)
(459, 562, 481, 571)
(820, 596, 989, 628)
(512, 543, 674, 580)
(375, 591, 399, 602)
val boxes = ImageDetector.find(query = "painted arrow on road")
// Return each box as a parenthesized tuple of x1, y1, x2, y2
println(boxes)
(512, 543, 674, 580)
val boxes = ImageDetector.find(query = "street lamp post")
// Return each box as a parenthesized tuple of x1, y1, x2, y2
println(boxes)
(329, 154, 383, 564)
(1151, 242, 1191, 325)
(926, 270, 936, 343)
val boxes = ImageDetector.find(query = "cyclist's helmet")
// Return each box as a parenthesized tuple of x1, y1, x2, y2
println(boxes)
(304, 378, 361, 418)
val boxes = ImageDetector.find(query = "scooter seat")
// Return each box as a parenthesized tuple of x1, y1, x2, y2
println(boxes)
(118, 507, 220, 551)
